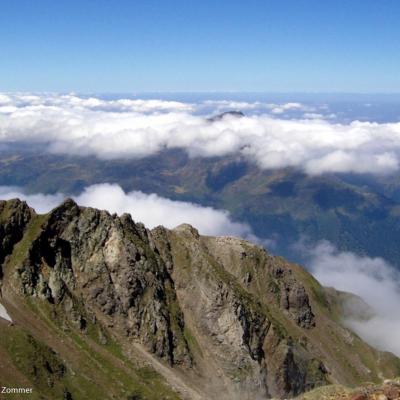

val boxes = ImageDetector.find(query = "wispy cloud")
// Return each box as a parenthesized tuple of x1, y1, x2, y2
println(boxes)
(1, 93, 400, 174)
(200, 99, 316, 115)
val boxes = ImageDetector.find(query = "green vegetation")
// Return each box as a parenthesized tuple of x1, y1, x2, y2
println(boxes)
(0, 199, 24, 224)
(6, 214, 48, 270)
(3, 296, 182, 400)
(183, 326, 202, 357)
(0, 324, 69, 399)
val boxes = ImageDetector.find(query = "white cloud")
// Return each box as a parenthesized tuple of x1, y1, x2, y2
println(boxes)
(307, 241, 400, 356)
(0, 106, 18, 114)
(201, 100, 317, 116)
(0, 94, 12, 105)
(75, 184, 253, 237)
(302, 112, 336, 120)
(1, 93, 193, 113)
(0, 184, 253, 238)
(0, 186, 65, 213)
(201, 100, 265, 110)
(1, 93, 400, 174)
(270, 102, 305, 114)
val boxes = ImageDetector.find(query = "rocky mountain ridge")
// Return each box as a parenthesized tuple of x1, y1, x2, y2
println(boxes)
(0, 198, 399, 400)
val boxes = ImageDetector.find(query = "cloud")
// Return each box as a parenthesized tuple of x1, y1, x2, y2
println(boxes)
(306, 240, 400, 356)
(0, 94, 12, 105)
(302, 112, 336, 120)
(200, 100, 315, 115)
(201, 100, 267, 110)
(0, 186, 65, 213)
(0, 184, 254, 238)
(0, 93, 193, 113)
(1, 93, 400, 174)
(269, 102, 305, 114)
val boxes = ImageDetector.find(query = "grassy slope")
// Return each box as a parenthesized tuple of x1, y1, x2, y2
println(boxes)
(0, 298, 182, 400)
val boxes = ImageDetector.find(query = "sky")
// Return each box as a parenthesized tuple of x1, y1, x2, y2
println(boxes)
(1, 0, 399, 92)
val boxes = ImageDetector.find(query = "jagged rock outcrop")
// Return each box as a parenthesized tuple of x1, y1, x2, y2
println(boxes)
(11, 199, 191, 366)
(151, 224, 326, 398)
(1, 199, 400, 400)
(0, 199, 33, 279)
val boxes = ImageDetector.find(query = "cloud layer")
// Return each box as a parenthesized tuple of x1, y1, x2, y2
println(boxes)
(1, 93, 400, 174)
(0, 184, 253, 238)
(307, 241, 400, 356)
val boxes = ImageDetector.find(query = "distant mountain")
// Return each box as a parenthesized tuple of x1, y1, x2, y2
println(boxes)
(207, 110, 245, 121)
(1, 199, 399, 399)
(2, 148, 400, 267)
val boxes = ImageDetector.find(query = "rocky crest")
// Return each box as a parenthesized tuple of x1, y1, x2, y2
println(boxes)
(0, 199, 33, 279)
(0, 199, 399, 400)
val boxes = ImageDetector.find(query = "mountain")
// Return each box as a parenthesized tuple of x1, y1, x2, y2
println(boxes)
(2, 148, 400, 267)
(0, 198, 399, 400)
(207, 110, 245, 121)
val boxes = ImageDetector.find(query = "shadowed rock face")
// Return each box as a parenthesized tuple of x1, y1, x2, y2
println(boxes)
(13, 199, 191, 366)
(0, 199, 33, 279)
(1, 199, 400, 400)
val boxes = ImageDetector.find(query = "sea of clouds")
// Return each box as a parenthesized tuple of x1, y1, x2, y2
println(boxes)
(1, 93, 400, 174)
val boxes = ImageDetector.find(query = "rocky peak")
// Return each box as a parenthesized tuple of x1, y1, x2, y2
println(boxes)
(7, 200, 190, 366)
(173, 223, 200, 239)
(0, 199, 34, 279)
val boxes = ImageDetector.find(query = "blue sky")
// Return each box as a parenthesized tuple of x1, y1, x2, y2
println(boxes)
(1, 0, 399, 92)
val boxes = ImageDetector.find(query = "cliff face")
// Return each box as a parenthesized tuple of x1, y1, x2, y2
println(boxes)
(0, 199, 399, 400)
(0, 199, 34, 279)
